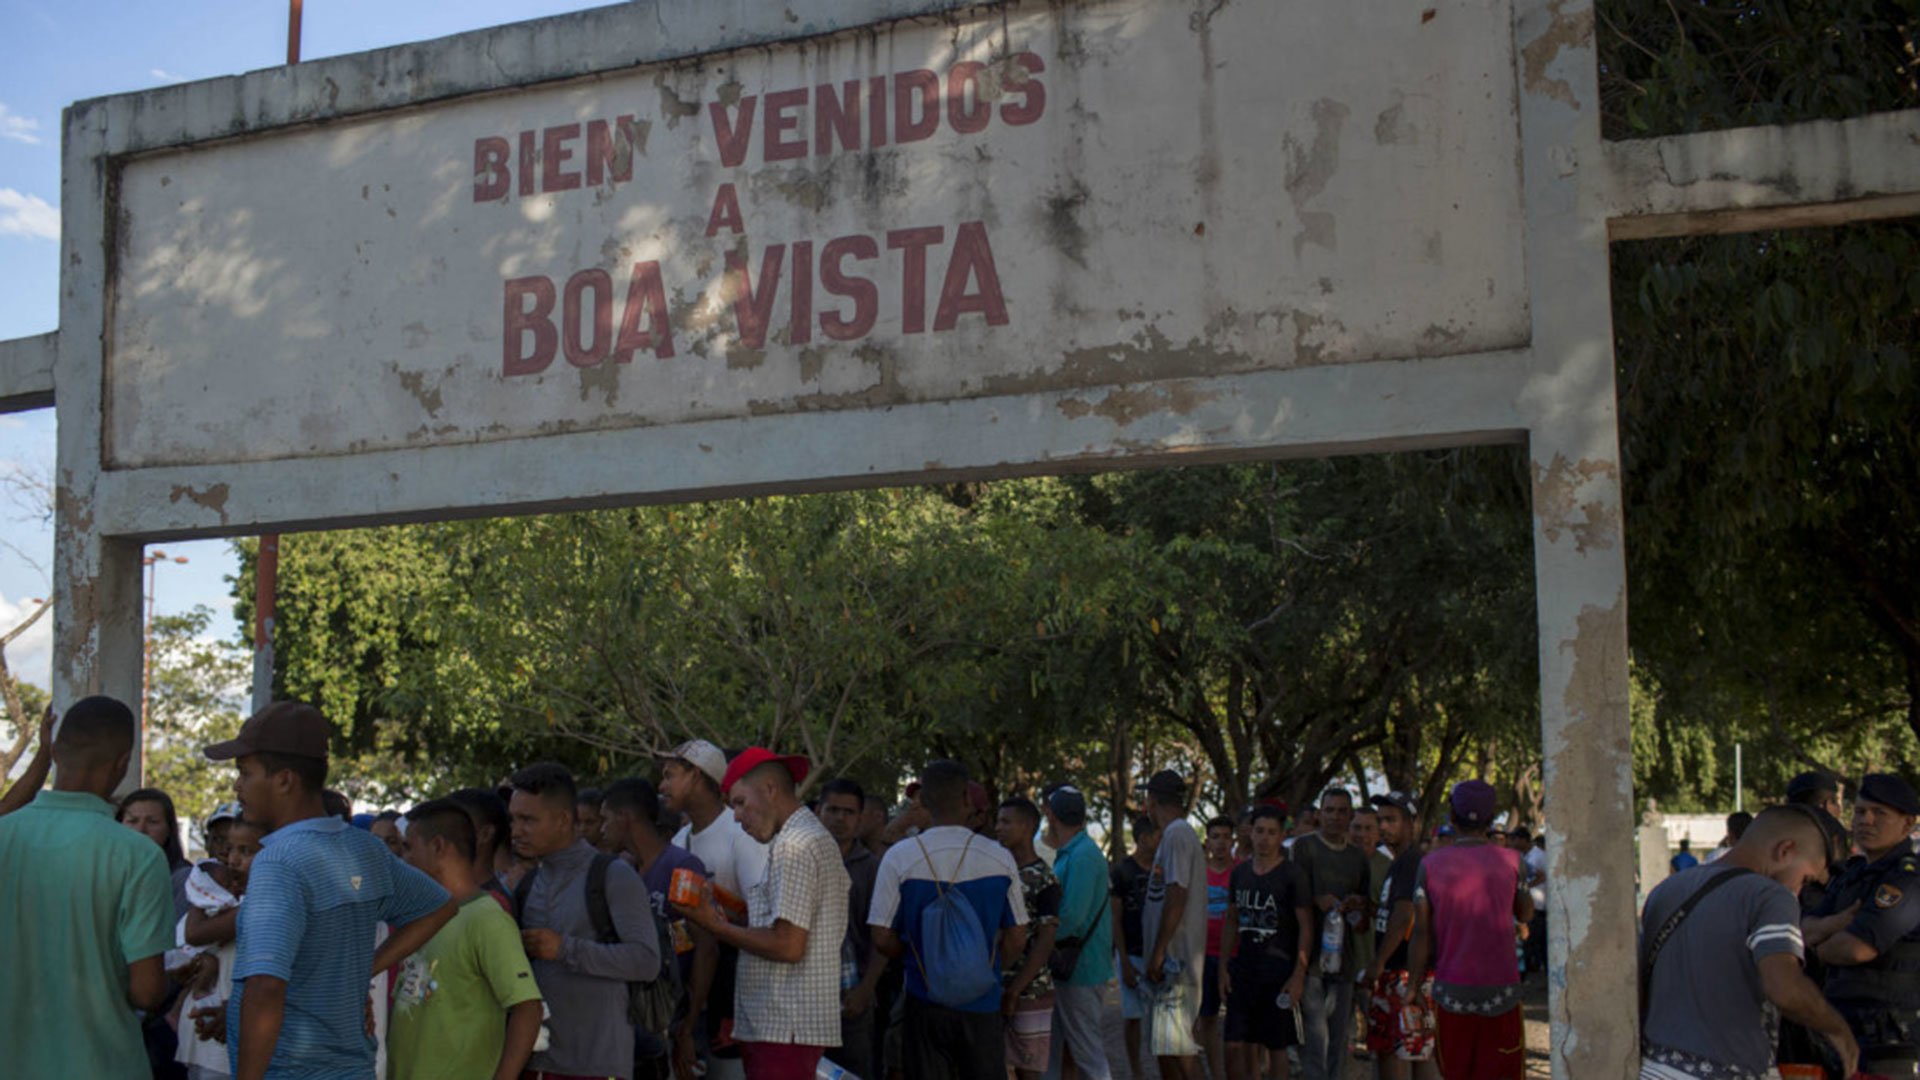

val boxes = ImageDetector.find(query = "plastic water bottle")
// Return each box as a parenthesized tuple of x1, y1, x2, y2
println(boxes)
(816, 1058, 858, 1080)
(1320, 910, 1344, 975)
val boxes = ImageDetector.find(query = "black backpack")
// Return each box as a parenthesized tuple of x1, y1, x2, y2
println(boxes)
(514, 852, 683, 1034)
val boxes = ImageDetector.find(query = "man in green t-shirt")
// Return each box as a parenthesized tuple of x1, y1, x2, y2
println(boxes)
(0, 697, 173, 1079)
(393, 798, 544, 1080)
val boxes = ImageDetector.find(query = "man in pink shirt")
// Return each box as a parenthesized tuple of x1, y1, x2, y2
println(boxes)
(1405, 781, 1532, 1080)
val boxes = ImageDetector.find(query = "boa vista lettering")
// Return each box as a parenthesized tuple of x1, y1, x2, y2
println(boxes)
(501, 220, 1009, 375)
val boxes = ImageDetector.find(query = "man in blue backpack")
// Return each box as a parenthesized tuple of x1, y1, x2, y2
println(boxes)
(869, 760, 1029, 1080)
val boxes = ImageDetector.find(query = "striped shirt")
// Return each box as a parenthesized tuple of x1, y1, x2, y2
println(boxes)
(228, 815, 449, 1079)
(1639, 865, 1801, 1080)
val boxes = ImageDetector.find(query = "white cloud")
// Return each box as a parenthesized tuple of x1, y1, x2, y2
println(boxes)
(0, 104, 40, 145)
(0, 189, 58, 242)
(150, 69, 185, 83)
(0, 592, 54, 694)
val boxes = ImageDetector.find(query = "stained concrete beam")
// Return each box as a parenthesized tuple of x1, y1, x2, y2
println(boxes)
(1606, 109, 1920, 240)
(0, 331, 56, 413)
(71, 0, 982, 157)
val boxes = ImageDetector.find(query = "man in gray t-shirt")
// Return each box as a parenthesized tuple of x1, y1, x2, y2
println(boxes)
(1141, 770, 1209, 1080)
(1639, 806, 1858, 1080)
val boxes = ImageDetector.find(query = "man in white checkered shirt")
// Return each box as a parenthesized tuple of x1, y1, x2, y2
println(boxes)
(677, 746, 850, 1080)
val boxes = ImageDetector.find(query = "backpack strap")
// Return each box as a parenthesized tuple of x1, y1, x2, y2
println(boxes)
(586, 852, 620, 945)
(1639, 866, 1752, 1022)
(511, 864, 540, 927)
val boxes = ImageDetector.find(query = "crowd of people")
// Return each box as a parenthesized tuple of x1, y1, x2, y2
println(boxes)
(0, 695, 1916, 1080)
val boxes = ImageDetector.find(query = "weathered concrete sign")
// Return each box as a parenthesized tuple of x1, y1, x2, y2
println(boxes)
(108, 0, 1524, 468)
(13, 1, 1918, 1076)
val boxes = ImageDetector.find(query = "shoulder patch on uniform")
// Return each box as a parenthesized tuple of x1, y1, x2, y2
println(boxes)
(1900, 857, 1919, 874)
(1876, 884, 1903, 909)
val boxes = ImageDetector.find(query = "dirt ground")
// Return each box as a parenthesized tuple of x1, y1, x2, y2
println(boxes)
(1096, 970, 1551, 1080)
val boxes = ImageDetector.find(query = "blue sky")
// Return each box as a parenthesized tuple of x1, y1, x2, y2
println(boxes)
(0, 0, 606, 687)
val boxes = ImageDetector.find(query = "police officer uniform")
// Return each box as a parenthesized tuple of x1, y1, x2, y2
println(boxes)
(1815, 774, 1920, 1069)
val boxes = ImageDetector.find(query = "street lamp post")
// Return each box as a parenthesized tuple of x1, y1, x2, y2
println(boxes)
(142, 549, 188, 724)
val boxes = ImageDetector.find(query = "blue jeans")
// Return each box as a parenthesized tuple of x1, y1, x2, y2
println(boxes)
(1300, 971, 1356, 1080)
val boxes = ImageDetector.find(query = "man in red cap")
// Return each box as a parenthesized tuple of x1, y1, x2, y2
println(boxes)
(1405, 781, 1532, 1080)
(677, 748, 849, 1080)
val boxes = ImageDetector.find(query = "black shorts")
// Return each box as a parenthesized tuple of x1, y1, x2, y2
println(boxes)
(1202, 954, 1223, 1018)
(1224, 972, 1301, 1051)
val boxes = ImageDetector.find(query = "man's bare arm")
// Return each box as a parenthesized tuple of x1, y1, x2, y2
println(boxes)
(371, 899, 459, 974)
(236, 976, 289, 1080)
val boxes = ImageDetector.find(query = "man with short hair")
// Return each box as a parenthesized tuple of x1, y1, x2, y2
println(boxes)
(1640, 805, 1857, 1080)
(820, 778, 887, 1080)
(1707, 812, 1754, 864)
(1506, 827, 1545, 977)
(392, 798, 544, 1080)
(511, 761, 663, 1080)
(1112, 812, 1162, 1080)
(208, 701, 457, 1080)
(370, 809, 405, 858)
(996, 797, 1062, 1080)
(0, 697, 174, 1077)
(660, 739, 771, 1080)
(1362, 792, 1433, 1080)
(678, 749, 849, 1080)
(1202, 815, 1237, 1077)
(1219, 804, 1310, 1080)
(577, 787, 611, 851)
(1142, 769, 1208, 1080)
(1670, 838, 1699, 874)
(1039, 784, 1114, 1080)
(1349, 808, 1390, 997)
(603, 776, 717, 1080)
(869, 759, 1029, 1080)
(1806, 774, 1920, 1072)
(447, 787, 516, 913)
(1406, 781, 1532, 1080)
(1292, 787, 1370, 1080)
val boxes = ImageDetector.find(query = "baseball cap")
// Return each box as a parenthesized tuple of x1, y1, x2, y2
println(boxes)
(1044, 784, 1087, 825)
(204, 701, 330, 761)
(204, 801, 242, 829)
(1143, 770, 1186, 799)
(966, 781, 990, 814)
(1369, 790, 1416, 816)
(720, 746, 811, 795)
(654, 739, 728, 787)
(1858, 773, 1920, 816)
(1449, 779, 1497, 825)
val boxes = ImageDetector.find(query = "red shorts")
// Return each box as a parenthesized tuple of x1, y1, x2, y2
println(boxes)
(740, 1041, 828, 1080)
(1434, 1006, 1524, 1080)
(1365, 971, 1435, 1059)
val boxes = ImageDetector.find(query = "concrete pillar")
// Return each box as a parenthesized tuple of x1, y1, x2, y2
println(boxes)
(1511, 1, 1640, 1078)
(52, 96, 148, 795)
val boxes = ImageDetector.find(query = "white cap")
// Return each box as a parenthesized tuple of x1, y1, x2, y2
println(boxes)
(655, 739, 728, 786)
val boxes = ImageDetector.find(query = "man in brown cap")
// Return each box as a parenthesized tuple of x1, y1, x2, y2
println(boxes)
(204, 701, 456, 1080)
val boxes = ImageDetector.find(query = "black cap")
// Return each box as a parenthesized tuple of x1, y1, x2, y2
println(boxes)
(1369, 790, 1416, 817)
(1786, 771, 1840, 802)
(1858, 774, 1920, 816)
(1143, 770, 1186, 799)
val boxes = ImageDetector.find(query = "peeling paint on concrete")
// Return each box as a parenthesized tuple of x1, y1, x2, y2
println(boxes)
(1055, 380, 1222, 426)
(1530, 452, 1617, 546)
(101, 0, 1528, 470)
(167, 481, 231, 525)
(1520, 0, 1593, 111)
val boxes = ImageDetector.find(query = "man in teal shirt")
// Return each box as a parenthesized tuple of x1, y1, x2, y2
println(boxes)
(1041, 784, 1115, 1080)
(0, 696, 174, 1078)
